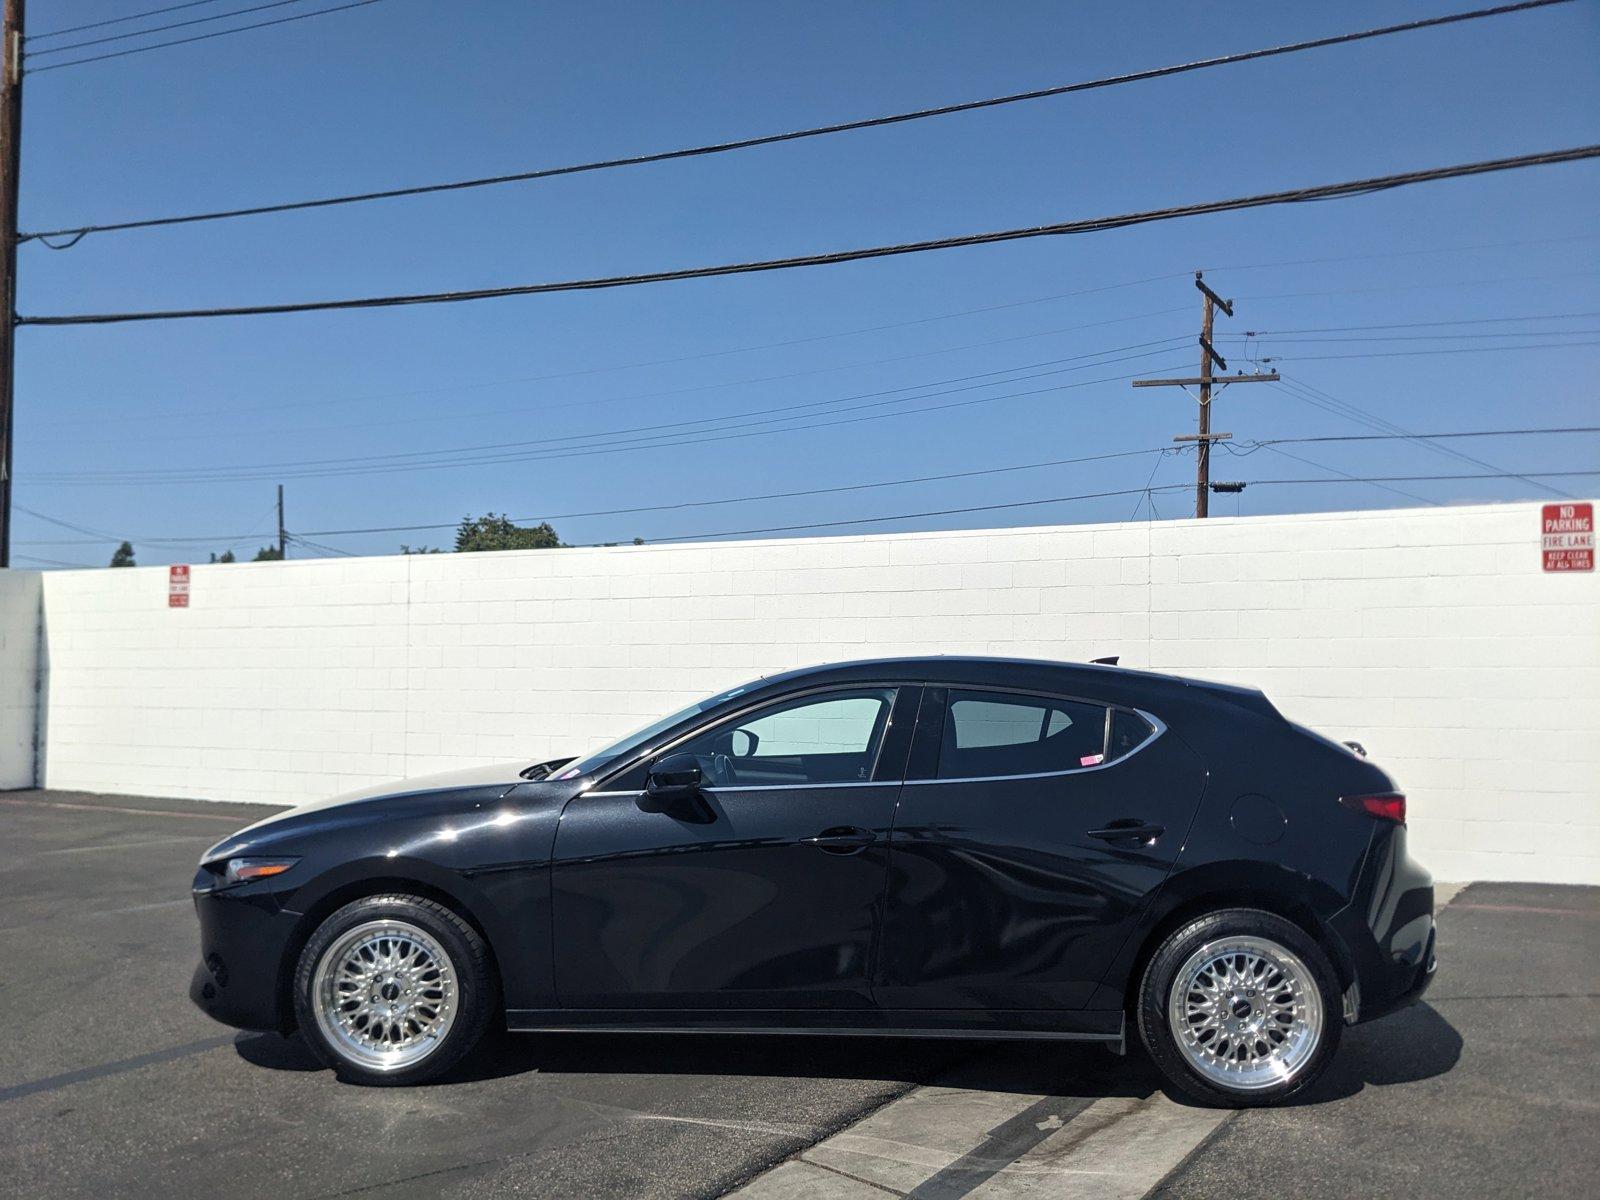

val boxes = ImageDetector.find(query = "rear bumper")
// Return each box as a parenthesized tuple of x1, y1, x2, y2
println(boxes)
(1330, 823, 1436, 1024)
(189, 871, 300, 1033)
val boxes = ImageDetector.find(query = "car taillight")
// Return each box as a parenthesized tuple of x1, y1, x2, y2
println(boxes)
(1339, 793, 1406, 823)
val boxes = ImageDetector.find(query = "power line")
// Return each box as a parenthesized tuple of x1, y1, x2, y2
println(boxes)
(26, 0, 318, 57)
(24, 426, 1591, 546)
(1264, 339, 1600, 362)
(22, 356, 1194, 486)
(15, 446, 1180, 545)
(1265, 375, 1573, 498)
(1202, 231, 1600, 274)
(18, 0, 1574, 239)
(1252, 445, 1440, 506)
(34, 235, 1599, 433)
(32, 306, 1193, 439)
(1238, 267, 1600, 301)
(1237, 329, 1600, 344)
(28, 1, 233, 41)
(285, 532, 355, 557)
(25, 0, 386, 74)
(571, 469, 1600, 546)
(29, 339, 1190, 476)
(1252, 425, 1600, 446)
(1248, 469, 1597, 486)
(11, 552, 100, 568)
(20, 144, 1600, 327)
(1228, 310, 1600, 336)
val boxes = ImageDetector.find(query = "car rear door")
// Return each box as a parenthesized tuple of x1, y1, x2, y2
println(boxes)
(874, 685, 1207, 1011)
(549, 685, 919, 1012)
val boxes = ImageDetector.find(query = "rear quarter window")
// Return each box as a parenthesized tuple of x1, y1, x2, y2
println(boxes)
(1107, 709, 1156, 761)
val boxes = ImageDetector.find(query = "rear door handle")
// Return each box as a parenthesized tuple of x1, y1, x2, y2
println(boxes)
(801, 826, 875, 855)
(1086, 820, 1166, 844)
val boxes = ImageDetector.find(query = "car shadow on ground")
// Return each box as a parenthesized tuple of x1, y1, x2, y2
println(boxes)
(1271, 1001, 1463, 1107)
(234, 1024, 1163, 1100)
(233, 1000, 1460, 1105)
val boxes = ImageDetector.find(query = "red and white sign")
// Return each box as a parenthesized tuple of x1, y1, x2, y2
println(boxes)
(1542, 503, 1594, 573)
(168, 564, 191, 608)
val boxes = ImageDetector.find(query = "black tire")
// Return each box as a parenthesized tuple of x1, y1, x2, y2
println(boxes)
(1136, 908, 1342, 1108)
(293, 894, 498, 1086)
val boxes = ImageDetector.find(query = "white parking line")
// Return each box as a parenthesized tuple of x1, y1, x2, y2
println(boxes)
(42, 835, 215, 855)
(729, 1079, 1227, 1199)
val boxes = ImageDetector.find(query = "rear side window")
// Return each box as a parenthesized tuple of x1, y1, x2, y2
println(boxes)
(939, 691, 1109, 779)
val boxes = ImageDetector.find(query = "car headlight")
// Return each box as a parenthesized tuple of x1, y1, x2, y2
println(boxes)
(216, 856, 299, 886)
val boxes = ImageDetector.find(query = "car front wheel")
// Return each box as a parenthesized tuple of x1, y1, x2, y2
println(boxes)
(293, 894, 496, 1086)
(1137, 908, 1341, 1107)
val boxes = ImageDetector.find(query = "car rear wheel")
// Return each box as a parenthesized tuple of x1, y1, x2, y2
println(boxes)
(293, 894, 496, 1086)
(1137, 908, 1341, 1107)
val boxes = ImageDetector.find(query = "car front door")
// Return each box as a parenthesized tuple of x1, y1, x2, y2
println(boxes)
(550, 685, 918, 1012)
(874, 686, 1207, 1012)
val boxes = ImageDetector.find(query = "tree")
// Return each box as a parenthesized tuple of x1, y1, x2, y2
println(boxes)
(454, 513, 563, 553)
(209, 550, 236, 564)
(400, 544, 441, 555)
(252, 545, 284, 562)
(109, 541, 135, 568)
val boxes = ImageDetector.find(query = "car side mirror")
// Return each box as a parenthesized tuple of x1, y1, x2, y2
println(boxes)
(640, 752, 702, 812)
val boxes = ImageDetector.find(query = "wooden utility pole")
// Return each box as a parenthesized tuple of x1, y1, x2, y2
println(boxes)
(277, 484, 286, 559)
(0, 0, 22, 569)
(1132, 272, 1279, 519)
(1196, 286, 1217, 517)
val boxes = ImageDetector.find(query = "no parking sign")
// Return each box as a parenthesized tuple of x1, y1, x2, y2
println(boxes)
(169, 564, 190, 608)
(1541, 503, 1594, 572)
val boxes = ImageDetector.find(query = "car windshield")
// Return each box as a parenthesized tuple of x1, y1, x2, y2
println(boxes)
(553, 681, 759, 779)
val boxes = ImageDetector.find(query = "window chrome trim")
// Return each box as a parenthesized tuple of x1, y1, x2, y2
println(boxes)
(578, 779, 897, 798)
(908, 706, 1167, 787)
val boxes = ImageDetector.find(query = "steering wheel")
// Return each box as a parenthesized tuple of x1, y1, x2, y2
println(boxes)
(707, 752, 737, 788)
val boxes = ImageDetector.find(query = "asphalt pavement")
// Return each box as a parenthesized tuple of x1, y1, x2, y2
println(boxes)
(2, 788, 1595, 1200)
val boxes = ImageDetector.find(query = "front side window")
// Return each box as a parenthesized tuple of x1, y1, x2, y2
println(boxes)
(938, 690, 1110, 779)
(673, 688, 896, 787)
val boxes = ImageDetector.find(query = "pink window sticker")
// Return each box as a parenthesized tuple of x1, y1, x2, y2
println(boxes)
(1080, 753, 1105, 767)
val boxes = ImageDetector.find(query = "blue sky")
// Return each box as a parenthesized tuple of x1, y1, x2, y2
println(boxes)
(10, 0, 1599, 566)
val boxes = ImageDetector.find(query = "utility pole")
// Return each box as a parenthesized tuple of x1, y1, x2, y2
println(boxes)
(1132, 272, 1279, 518)
(277, 484, 286, 559)
(0, 0, 23, 569)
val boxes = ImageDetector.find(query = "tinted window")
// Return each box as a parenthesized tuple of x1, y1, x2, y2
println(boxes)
(673, 688, 895, 786)
(939, 691, 1108, 779)
(1107, 709, 1156, 762)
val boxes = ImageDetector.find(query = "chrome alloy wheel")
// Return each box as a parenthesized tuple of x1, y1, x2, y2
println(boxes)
(1167, 935, 1324, 1092)
(311, 919, 458, 1072)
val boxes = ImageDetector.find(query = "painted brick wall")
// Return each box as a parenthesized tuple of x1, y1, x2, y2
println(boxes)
(18, 501, 1600, 884)
(0, 569, 40, 789)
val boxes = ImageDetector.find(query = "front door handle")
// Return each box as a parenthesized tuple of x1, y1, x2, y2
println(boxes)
(801, 826, 875, 855)
(1086, 820, 1166, 845)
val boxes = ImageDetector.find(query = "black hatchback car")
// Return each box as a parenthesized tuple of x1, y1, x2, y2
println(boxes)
(190, 656, 1435, 1106)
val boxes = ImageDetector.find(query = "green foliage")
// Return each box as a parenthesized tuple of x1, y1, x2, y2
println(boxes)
(109, 541, 136, 568)
(400, 544, 442, 555)
(454, 513, 564, 553)
(252, 545, 284, 562)
(209, 550, 236, 564)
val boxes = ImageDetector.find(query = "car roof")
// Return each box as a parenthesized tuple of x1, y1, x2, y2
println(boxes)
(750, 655, 1269, 711)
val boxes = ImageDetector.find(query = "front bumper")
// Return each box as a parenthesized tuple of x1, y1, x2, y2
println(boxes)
(190, 871, 301, 1033)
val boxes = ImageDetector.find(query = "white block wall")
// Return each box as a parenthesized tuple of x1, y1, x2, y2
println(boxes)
(0, 569, 40, 789)
(10, 501, 1600, 884)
